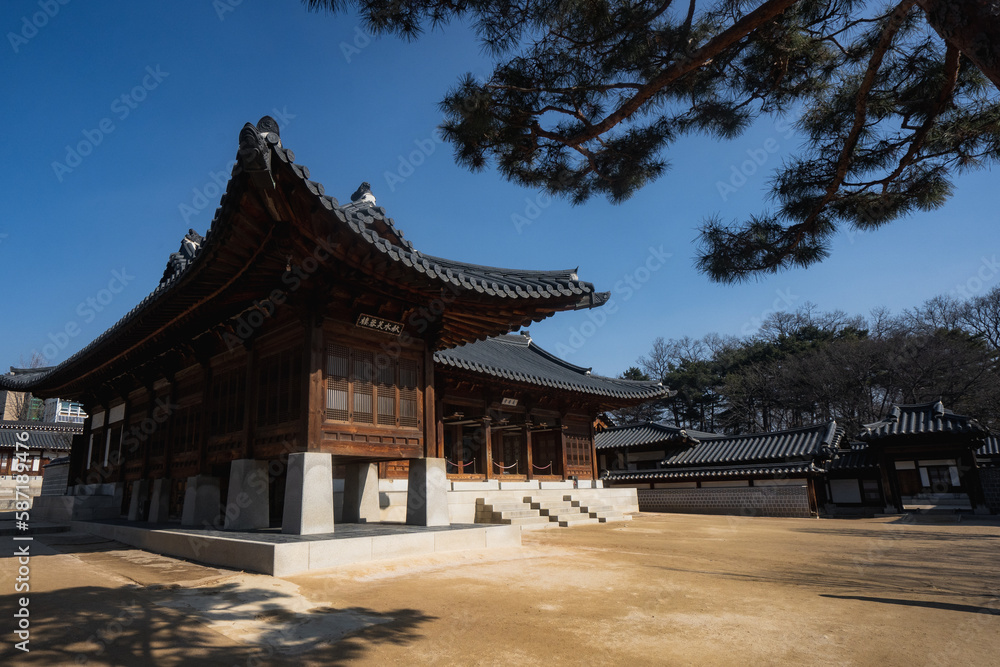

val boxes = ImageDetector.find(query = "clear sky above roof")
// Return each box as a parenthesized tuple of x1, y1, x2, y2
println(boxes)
(1, 1, 997, 378)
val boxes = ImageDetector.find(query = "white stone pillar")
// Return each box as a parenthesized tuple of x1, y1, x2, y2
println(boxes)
(282, 452, 334, 535)
(406, 458, 450, 527)
(127, 479, 150, 521)
(224, 459, 270, 530)
(147, 478, 171, 523)
(181, 475, 221, 527)
(342, 462, 380, 523)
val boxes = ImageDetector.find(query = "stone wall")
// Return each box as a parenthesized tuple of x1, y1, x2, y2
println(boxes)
(981, 468, 1000, 513)
(0, 476, 44, 510)
(637, 484, 813, 518)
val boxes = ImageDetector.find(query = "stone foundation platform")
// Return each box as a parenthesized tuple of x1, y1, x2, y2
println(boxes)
(73, 519, 521, 577)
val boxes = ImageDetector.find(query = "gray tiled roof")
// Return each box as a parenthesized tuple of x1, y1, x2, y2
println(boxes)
(0, 421, 79, 451)
(434, 334, 667, 401)
(603, 461, 824, 482)
(826, 443, 880, 472)
(859, 401, 989, 442)
(662, 421, 843, 467)
(0, 117, 611, 395)
(595, 422, 721, 450)
(600, 421, 843, 481)
(977, 436, 999, 459)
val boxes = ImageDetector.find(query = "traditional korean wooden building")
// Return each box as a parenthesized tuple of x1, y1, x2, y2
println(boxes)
(977, 436, 1000, 513)
(0, 420, 78, 508)
(598, 421, 843, 518)
(844, 401, 991, 514)
(4, 116, 664, 533)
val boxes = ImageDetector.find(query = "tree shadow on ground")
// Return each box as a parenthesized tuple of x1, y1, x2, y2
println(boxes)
(820, 594, 1000, 616)
(0, 582, 435, 666)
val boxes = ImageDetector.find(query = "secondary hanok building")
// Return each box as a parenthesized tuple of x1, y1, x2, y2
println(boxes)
(0, 420, 78, 508)
(830, 401, 993, 515)
(977, 436, 1000, 513)
(5, 116, 664, 533)
(598, 421, 842, 517)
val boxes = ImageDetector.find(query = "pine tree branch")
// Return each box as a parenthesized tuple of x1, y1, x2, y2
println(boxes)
(879, 43, 961, 191)
(784, 0, 917, 253)
(557, 0, 802, 149)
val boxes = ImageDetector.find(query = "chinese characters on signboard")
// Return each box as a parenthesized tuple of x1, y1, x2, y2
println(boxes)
(356, 314, 404, 336)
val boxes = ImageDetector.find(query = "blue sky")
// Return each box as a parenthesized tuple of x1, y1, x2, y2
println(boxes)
(1, 0, 997, 378)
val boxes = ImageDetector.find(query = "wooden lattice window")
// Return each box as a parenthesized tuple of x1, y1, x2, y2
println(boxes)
(324, 342, 420, 429)
(210, 366, 246, 436)
(325, 344, 349, 422)
(399, 360, 419, 428)
(256, 346, 303, 427)
(353, 350, 374, 424)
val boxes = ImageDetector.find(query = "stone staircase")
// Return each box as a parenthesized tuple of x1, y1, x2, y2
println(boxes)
(476, 494, 633, 528)
(475, 498, 552, 528)
(901, 492, 973, 514)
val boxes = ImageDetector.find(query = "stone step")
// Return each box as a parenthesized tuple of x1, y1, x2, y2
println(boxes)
(577, 505, 616, 513)
(550, 512, 593, 523)
(557, 516, 600, 527)
(536, 507, 578, 517)
(587, 510, 625, 519)
(529, 501, 575, 511)
(498, 509, 542, 520)
(598, 515, 632, 523)
(501, 515, 553, 526)
(480, 503, 533, 513)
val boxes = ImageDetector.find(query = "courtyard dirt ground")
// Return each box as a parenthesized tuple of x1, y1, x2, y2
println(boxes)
(2, 513, 998, 666)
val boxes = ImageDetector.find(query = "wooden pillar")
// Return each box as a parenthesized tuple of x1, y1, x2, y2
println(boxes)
(483, 418, 493, 480)
(423, 345, 437, 458)
(878, 451, 902, 513)
(807, 477, 819, 516)
(524, 422, 533, 479)
(435, 395, 445, 462)
(304, 316, 325, 451)
(197, 363, 213, 473)
(115, 392, 132, 483)
(161, 380, 178, 480)
(140, 387, 154, 478)
(71, 412, 94, 488)
(560, 422, 570, 481)
(589, 419, 598, 481)
(961, 449, 988, 512)
(242, 347, 257, 459)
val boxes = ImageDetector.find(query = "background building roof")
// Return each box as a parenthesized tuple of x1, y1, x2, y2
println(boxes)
(435, 333, 667, 401)
(0, 421, 79, 451)
(858, 401, 989, 442)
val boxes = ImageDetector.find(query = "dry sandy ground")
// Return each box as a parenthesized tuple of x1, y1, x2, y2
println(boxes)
(1, 513, 998, 666)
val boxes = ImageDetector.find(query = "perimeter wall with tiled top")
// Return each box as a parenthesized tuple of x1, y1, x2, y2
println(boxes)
(981, 468, 1000, 512)
(636, 483, 812, 518)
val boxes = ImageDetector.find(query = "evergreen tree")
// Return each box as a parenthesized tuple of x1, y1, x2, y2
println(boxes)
(610, 366, 666, 424)
(306, 0, 999, 281)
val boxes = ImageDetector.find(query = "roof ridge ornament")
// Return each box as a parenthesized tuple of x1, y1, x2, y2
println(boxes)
(350, 182, 376, 206)
(159, 229, 205, 286)
(237, 117, 276, 188)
